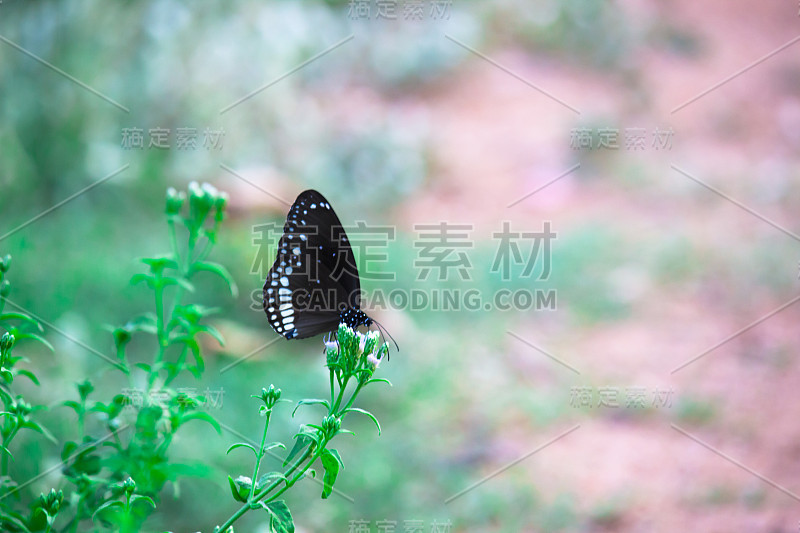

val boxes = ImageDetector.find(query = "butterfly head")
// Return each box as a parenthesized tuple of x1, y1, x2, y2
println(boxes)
(339, 306, 371, 330)
(339, 305, 399, 357)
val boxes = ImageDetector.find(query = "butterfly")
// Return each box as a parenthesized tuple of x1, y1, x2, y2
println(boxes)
(263, 189, 395, 348)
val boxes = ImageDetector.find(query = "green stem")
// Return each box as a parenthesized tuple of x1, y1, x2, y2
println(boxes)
(340, 381, 365, 414)
(1, 424, 18, 478)
(217, 445, 315, 532)
(264, 443, 326, 504)
(149, 226, 196, 390)
(168, 219, 180, 267)
(150, 276, 167, 389)
(331, 375, 350, 413)
(248, 409, 272, 503)
(329, 369, 335, 408)
(0, 437, 8, 478)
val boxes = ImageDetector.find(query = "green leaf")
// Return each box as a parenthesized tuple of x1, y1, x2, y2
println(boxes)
(22, 419, 57, 444)
(197, 324, 225, 346)
(13, 332, 53, 352)
(342, 407, 381, 435)
(92, 500, 125, 522)
(62, 400, 82, 415)
(256, 471, 287, 489)
(171, 336, 204, 378)
(262, 441, 286, 454)
(320, 449, 341, 499)
(130, 273, 156, 288)
(228, 475, 250, 503)
(261, 500, 294, 533)
(365, 378, 393, 387)
(15, 369, 39, 385)
(179, 412, 221, 435)
(141, 256, 180, 271)
(191, 261, 239, 297)
(173, 277, 196, 293)
(291, 399, 331, 418)
(0, 510, 30, 532)
(30, 506, 51, 530)
(135, 362, 152, 373)
(130, 494, 157, 509)
(226, 442, 258, 458)
(0, 312, 42, 330)
(327, 448, 344, 470)
(283, 433, 315, 467)
(91, 395, 127, 419)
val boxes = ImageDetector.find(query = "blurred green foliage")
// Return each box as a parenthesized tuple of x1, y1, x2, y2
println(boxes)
(0, 0, 788, 530)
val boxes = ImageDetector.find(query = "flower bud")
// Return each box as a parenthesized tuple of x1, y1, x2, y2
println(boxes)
(112, 327, 131, 350)
(77, 379, 94, 401)
(322, 415, 341, 438)
(214, 191, 229, 222)
(0, 333, 15, 355)
(323, 334, 339, 366)
(12, 397, 31, 417)
(255, 384, 282, 409)
(215, 191, 228, 211)
(0, 255, 10, 273)
(45, 488, 63, 514)
(165, 187, 185, 216)
(0, 280, 10, 298)
(188, 181, 202, 200)
(123, 477, 136, 495)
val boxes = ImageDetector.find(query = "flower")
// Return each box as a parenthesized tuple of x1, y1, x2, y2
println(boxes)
(165, 187, 185, 216)
(357, 334, 368, 355)
(323, 333, 338, 353)
(366, 352, 381, 370)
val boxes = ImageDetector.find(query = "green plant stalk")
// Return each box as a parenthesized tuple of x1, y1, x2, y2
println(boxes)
(248, 408, 272, 504)
(216, 445, 315, 532)
(1, 423, 18, 478)
(77, 404, 85, 442)
(217, 376, 370, 531)
(149, 277, 168, 389)
(331, 375, 350, 413)
(262, 440, 328, 504)
(169, 230, 196, 316)
(148, 225, 195, 390)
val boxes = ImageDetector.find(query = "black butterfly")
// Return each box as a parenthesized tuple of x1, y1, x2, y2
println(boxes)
(263, 190, 388, 343)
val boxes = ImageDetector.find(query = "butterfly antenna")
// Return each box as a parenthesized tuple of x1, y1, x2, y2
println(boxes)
(372, 318, 399, 354)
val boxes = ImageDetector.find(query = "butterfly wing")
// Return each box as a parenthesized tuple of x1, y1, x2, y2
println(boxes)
(263, 190, 361, 339)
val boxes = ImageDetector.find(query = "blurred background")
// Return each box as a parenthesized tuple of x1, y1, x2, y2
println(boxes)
(1, 0, 799, 531)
